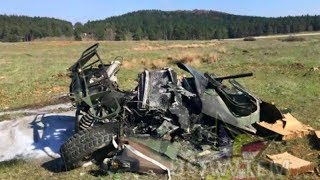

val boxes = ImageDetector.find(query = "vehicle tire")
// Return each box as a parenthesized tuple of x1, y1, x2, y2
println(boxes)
(60, 123, 119, 170)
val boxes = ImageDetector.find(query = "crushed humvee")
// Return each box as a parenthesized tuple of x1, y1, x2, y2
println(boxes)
(60, 43, 283, 178)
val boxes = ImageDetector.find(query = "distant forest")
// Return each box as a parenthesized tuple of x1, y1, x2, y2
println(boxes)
(0, 15, 73, 42)
(1, 10, 320, 42)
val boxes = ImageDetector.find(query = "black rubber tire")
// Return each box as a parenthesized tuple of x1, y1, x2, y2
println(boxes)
(60, 123, 118, 170)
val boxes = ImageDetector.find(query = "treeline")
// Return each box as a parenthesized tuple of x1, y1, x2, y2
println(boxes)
(1, 10, 320, 42)
(80, 10, 320, 40)
(0, 15, 73, 42)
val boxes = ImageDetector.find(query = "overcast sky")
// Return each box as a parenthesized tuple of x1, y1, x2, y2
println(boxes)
(0, 0, 319, 24)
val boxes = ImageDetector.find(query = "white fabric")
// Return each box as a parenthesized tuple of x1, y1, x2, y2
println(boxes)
(0, 111, 75, 161)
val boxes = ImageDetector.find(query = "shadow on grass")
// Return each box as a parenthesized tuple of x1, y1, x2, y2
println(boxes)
(29, 114, 73, 173)
(257, 160, 286, 176)
(42, 158, 66, 173)
(0, 159, 26, 168)
(307, 134, 320, 150)
(89, 169, 109, 177)
(30, 114, 75, 157)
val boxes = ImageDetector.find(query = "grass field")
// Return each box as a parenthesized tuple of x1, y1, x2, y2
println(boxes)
(0, 36, 319, 179)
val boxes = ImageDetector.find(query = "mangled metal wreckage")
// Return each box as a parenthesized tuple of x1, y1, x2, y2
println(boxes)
(60, 43, 283, 177)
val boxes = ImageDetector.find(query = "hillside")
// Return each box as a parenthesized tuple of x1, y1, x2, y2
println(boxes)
(82, 10, 320, 40)
(0, 15, 73, 42)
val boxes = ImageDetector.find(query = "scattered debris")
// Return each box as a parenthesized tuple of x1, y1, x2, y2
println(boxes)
(102, 137, 174, 175)
(257, 113, 313, 140)
(241, 141, 268, 159)
(303, 66, 320, 76)
(57, 43, 315, 178)
(266, 152, 315, 176)
(311, 66, 319, 71)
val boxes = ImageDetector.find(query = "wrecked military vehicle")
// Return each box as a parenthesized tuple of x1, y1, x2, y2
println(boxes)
(60, 43, 283, 177)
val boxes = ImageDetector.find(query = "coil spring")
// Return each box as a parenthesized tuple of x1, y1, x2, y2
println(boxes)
(79, 111, 95, 131)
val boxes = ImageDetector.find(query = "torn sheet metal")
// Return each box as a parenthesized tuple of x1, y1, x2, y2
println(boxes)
(176, 62, 208, 95)
(103, 137, 174, 178)
(266, 152, 315, 176)
(257, 113, 313, 140)
(138, 69, 175, 111)
(201, 89, 260, 133)
(127, 137, 180, 160)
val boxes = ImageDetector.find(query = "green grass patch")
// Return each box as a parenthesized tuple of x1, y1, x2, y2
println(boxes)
(0, 36, 319, 179)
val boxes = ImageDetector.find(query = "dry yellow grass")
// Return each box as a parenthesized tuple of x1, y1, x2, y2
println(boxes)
(132, 41, 219, 51)
(122, 50, 220, 71)
(122, 58, 169, 70)
(122, 58, 140, 69)
(205, 52, 219, 63)
(116, 40, 223, 72)
(167, 51, 219, 66)
(149, 59, 168, 69)
(217, 46, 227, 54)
